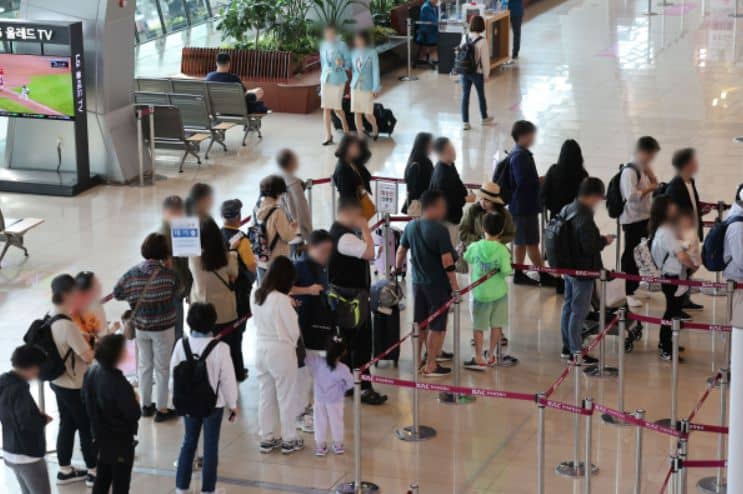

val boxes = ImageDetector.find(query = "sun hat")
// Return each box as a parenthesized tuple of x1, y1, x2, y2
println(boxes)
(476, 181, 505, 205)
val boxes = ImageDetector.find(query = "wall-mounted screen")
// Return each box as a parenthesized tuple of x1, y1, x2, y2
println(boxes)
(0, 53, 74, 120)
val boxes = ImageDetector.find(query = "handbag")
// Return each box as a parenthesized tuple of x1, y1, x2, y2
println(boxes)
(121, 269, 160, 340)
(406, 199, 422, 217)
(351, 163, 377, 220)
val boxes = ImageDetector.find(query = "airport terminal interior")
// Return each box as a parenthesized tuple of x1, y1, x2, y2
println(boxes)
(1, 0, 743, 493)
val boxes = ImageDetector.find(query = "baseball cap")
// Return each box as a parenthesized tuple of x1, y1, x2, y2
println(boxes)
(221, 199, 243, 220)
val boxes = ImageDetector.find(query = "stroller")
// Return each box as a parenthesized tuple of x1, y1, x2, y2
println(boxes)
(583, 277, 643, 353)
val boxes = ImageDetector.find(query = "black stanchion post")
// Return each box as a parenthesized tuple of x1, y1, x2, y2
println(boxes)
(336, 369, 379, 494)
(395, 323, 437, 441)
(149, 104, 155, 176)
(633, 409, 645, 494)
(656, 318, 681, 429)
(136, 107, 144, 186)
(697, 368, 729, 493)
(536, 392, 545, 494)
(383, 213, 392, 278)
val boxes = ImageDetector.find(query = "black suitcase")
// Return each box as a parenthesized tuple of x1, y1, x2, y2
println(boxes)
(331, 98, 397, 136)
(372, 306, 401, 367)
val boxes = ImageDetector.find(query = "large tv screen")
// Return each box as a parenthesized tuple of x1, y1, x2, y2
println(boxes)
(0, 53, 74, 120)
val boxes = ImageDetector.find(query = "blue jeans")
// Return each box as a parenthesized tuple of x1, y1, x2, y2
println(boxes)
(461, 73, 488, 123)
(560, 276, 594, 354)
(176, 408, 224, 492)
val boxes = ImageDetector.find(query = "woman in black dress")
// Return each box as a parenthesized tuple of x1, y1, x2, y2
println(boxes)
(402, 132, 434, 215)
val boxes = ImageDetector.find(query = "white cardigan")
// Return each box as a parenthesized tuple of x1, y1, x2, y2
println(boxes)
(250, 290, 300, 347)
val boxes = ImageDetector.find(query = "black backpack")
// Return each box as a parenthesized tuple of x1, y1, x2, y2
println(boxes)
(702, 216, 743, 272)
(653, 181, 669, 198)
(606, 163, 640, 219)
(491, 152, 513, 204)
(24, 314, 73, 381)
(544, 208, 578, 269)
(172, 338, 220, 418)
(454, 36, 483, 75)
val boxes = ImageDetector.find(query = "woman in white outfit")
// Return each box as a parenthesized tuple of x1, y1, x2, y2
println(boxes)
(250, 256, 304, 454)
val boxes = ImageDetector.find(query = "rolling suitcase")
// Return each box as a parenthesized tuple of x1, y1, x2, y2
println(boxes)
(331, 98, 397, 136)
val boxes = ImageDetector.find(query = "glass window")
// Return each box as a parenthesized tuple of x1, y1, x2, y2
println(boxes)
(0, 0, 20, 18)
(135, 0, 163, 41)
(185, 0, 210, 22)
(161, 0, 189, 32)
(209, 0, 232, 15)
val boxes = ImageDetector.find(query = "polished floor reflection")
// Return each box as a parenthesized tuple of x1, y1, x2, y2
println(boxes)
(2, 0, 743, 492)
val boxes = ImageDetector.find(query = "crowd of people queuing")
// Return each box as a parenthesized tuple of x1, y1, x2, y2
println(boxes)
(2, 116, 743, 494)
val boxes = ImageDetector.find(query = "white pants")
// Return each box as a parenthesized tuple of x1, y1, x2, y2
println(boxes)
(313, 400, 345, 445)
(136, 327, 175, 410)
(255, 342, 300, 442)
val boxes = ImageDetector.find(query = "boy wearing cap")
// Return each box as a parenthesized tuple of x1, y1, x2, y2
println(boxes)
(459, 181, 515, 247)
(220, 199, 257, 381)
(463, 213, 517, 369)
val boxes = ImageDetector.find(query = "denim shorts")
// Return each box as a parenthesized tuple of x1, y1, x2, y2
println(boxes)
(471, 297, 508, 331)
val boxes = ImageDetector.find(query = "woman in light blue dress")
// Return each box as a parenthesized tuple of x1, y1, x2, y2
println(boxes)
(319, 25, 351, 146)
(350, 31, 380, 139)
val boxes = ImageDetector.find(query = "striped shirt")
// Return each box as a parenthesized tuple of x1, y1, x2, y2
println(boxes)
(113, 260, 179, 332)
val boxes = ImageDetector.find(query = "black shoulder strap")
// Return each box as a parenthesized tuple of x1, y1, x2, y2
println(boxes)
(183, 338, 194, 362)
(264, 207, 281, 251)
(211, 269, 234, 291)
(623, 163, 641, 181)
(199, 339, 221, 362)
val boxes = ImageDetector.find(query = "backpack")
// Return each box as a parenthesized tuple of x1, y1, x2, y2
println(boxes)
(172, 338, 220, 418)
(543, 208, 577, 269)
(23, 314, 73, 381)
(606, 163, 640, 219)
(491, 152, 513, 204)
(653, 181, 669, 198)
(247, 207, 280, 263)
(633, 236, 667, 291)
(453, 36, 483, 75)
(702, 216, 743, 272)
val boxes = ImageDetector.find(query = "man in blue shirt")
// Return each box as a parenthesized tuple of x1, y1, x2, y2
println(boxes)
(508, 120, 556, 287)
(396, 190, 460, 377)
(205, 52, 268, 113)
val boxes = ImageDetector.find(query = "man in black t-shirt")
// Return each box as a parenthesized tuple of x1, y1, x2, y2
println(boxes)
(205, 52, 268, 114)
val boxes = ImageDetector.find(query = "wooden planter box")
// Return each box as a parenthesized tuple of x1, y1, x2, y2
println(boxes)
(180, 47, 322, 114)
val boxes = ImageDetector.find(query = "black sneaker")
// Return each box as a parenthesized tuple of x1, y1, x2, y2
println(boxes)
(141, 404, 156, 417)
(281, 438, 305, 454)
(421, 365, 452, 377)
(154, 409, 178, 423)
(85, 473, 95, 488)
(679, 311, 693, 321)
(437, 350, 454, 362)
(259, 437, 282, 453)
(560, 347, 571, 360)
(500, 337, 509, 346)
(683, 300, 704, 311)
(514, 271, 540, 286)
(463, 358, 487, 371)
(659, 350, 672, 361)
(56, 467, 87, 485)
(360, 389, 388, 405)
(582, 355, 599, 365)
(540, 272, 560, 287)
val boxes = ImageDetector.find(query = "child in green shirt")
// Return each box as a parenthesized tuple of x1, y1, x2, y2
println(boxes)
(463, 213, 518, 369)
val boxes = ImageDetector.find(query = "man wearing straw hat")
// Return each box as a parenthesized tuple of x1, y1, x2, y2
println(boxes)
(459, 181, 516, 247)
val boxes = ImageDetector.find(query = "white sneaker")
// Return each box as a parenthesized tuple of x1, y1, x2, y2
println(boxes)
(626, 295, 644, 308)
(482, 116, 495, 125)
(463, 123, 472, 131)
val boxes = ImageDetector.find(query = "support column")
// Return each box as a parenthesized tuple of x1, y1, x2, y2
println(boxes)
(727, 325, 743, 493)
